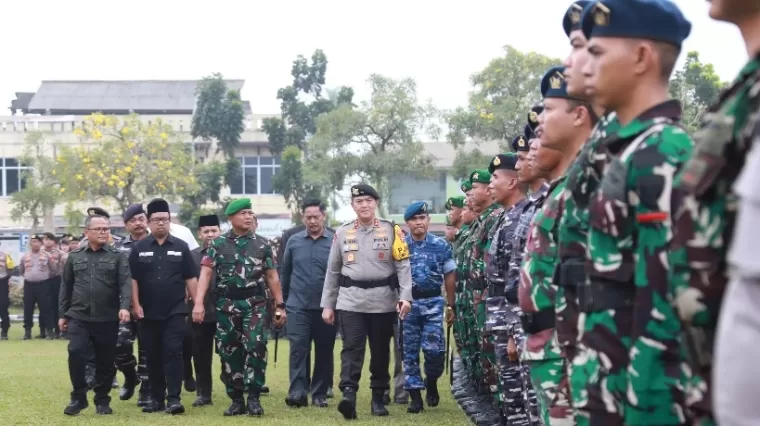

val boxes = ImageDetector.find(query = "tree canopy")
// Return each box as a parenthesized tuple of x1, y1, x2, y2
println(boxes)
(669, 51, 726, 132)
(9, 132, 62, 231)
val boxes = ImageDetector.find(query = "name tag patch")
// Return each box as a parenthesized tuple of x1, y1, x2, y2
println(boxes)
(139, 252, 154, 257)
(167, 251, 182, 257)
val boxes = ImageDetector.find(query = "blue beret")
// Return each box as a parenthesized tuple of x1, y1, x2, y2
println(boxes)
(541, 66, 573, 99)
(512, 134, 529, 152)
(404, 201, 428, 221)
(563, 1, 593, 36)
(122, 204, 144, 222)
(581, 0, 691, 48)
(489, 153, 518, 174)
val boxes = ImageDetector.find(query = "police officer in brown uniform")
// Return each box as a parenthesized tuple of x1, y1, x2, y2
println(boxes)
(20, 234, 53, 340)
(321, 183, 414, 420)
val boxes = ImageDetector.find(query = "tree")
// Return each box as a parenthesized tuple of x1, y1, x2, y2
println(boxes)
(262, 49, 355, 217)
(55, 113, 199, 211)
(308, 74, 439, 216)
(669, 51, 726, 132)
(446, 45, 560, 148)
(9, 132, 62, 232)
(177, 161, 227, 228)
(451, 148, 494, 181)
(191, 73, 246, 159)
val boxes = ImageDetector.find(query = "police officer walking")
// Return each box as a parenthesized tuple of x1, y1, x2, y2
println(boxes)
(129, 199, 199, 415)
(321, 183, 413, 420)
(401, 201, 455, 414)
(194, 198, 286, 417)
(59, 214, 132, 415)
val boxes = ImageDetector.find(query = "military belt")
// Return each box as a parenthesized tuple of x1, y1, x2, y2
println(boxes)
(412, 287, 441, 299)
(339, 275, 396, 290)
(218, 286, 262, 301)
(579, 278, 635, 313)
(521, 308, 555, 334)
(556, 258, 586, 288)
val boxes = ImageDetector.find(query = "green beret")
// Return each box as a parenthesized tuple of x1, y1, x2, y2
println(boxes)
(469, 169, 492, 185)
(225, 198, 252, 216)
(448, 196, 465, 209)
(460, 180, 473, 193)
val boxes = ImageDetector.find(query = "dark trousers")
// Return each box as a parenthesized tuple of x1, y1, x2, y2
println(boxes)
(0, 276, 10, 331)
(140, 314, 186, 405)
(48, 276, 61, 333)
(183, 327, 194, 381)
(287, 308, 337, 398)
(23, 280, 50, 330)
(67, 319, 118, 404)
(338, 310, 396, 391)
(192, 322, 216, 398)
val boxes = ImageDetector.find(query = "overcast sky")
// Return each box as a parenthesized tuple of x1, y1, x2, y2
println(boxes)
(0, 0, 747, 117)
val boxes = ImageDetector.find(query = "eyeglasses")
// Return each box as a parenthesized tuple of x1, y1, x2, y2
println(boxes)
(87, 227, 111, 234)
(149, 218, 170, 224)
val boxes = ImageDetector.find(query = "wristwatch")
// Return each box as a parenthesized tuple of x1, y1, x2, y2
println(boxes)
(276, 303, 286, 309)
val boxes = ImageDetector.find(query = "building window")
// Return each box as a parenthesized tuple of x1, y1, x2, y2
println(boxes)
(230, 155, 280, 195)
(388, 171, 448, 215)
(0, 158, 29, 197)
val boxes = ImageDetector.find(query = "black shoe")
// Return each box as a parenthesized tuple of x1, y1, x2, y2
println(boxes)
(312, 395, 328, 408)
(63, 400, 88, 416)
(407, 390, 424, 414)
(166, 403, 185, 415)
(247, 394, 264, 416)
(35, 329, 46, 339)
(285, 394, 308, 408)
(192, 396, 212, 407)
(393, 395, 409, 404)
(326, 387, 334, 398)
(141, 401, 166, 413)
(371, 389, 389, 416)
(337, 389, 357, 420)
(95, 404, 113, 415)
(1, 330, 8, 340)
(137, 385, 153, 407)
(184, 377, 197, 393)
(425, 378, 440, 407)
(260, 386, 269, 394)
(223, 399, 245, 416)
(119, 373, 139, 401)
(45, 328, 55, 340)
(23, 330, 31, 340)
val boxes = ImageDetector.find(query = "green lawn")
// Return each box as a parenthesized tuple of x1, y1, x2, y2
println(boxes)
(0, 326, 468, 425)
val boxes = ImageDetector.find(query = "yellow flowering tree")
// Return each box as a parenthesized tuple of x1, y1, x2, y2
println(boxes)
(55, 113, 199, 211)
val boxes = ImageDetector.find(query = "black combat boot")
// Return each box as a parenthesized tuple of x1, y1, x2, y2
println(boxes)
(46, 328, 55, 340)
(223, 393, 246, 416)
(34, 328, 46, 339)
(407, 389, 424, 414)
(337, 388, 357, 420)
(260, 385, 270, 394)
(23, 329, 31, 340)
(119, 369, 139, 401)
(1, 329, 8, 340)
(371, 389, 389, 416)
(425, 377, 440, 407)
(63, 399, 89, 416)
(246, 392, 264, 416)
(137, 382, 153, 407)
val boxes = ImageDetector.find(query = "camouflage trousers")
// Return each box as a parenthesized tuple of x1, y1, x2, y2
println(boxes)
(680, 336, 715, 426)
(528, 358, 573, 426)
(456, 289, 476, 375)
(470, 288, 487, 385)
(115, 321, 149, 383)
(401, 296, 445, 390)
(453, 289, 466, 354)
(215, 298, 269, 399)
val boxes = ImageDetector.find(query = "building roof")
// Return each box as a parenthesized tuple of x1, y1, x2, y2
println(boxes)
(424, 140, 503, 169)
(26, 80, 245, 114)
(10, 92, 35, 112)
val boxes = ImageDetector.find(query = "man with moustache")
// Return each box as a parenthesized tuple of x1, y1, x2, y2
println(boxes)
(113, 204, 152, 405)
(483, 153, 534, 425)
(681, 2, 760, 426)
(320, 184, 412, 420)
(573, 1, 692, 424)
(130, 199, 200, 414)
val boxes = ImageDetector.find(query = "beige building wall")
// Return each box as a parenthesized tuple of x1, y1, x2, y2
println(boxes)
(0, 113, 288, 230)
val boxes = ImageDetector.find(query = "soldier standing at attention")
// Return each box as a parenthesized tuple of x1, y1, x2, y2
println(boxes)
(0, 249, 16, 340)
(451, 183, 473, 387)
(194, 198, 286, 417)
(445, 196, 465, 230)
(20, 235, 52, 340)
(400, 201, 455, 414)
(187, 214, 221, 407)
(43, 232, 63, 339)
(444, 217, 456, 243)
(321, 183, 413, 420)
(112, 204, 152, 406)
(572, 1, 692, 424)
(683, 2, 760, 426)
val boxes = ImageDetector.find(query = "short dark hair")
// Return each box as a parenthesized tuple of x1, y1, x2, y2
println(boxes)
(301, 199, 326, 213)
(565, 98, 598, 126)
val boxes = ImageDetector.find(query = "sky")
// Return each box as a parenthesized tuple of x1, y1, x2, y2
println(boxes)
(0, 0, 748, 117)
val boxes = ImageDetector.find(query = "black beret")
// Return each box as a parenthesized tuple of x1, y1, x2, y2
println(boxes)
(87, 206, 110, 219)
(488, 153, 519, 174)
(43, 232, 57, 241)
(541, 66, 573, 99)
(351, 184, 380, 200)
(122, 204, 145, 222)
(30, 234, 43, 242)
(198, 215, 220, 228)
(581, 0, 691, 48)
(527, 105, 543, 132)
(512, 135, 529, 152)
(563, 1, 594, 36)
(146, 198, 170, 218)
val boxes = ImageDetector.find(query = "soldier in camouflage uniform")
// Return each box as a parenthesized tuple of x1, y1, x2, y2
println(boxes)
(572, 2, 693, 424)
(452, 180, 474, 360)
(676, 3, 760, 426)
(195, 198, 287, 417)
(483, 153, 532, 425)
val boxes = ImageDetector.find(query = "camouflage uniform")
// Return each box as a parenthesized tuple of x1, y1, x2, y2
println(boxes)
(484, 199, 531, 424)
(201, 230, 275, 399)
(670, 57, 760, 426)
(452, 223, 471, 356)
(574, 101, 692, 425)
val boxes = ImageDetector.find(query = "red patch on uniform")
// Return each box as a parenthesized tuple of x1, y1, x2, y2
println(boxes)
(637, 211, 668, 223)
(378, 252, 385, 260)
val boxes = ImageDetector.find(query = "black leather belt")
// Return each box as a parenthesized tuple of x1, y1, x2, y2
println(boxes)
(556, 259, 586, 288)
(579, 278, 635, 313)
(521, 308, 556, 334)
(219, 287, 262, 301)
(412, 288, 441, 299)
(339, 275, 395, 290)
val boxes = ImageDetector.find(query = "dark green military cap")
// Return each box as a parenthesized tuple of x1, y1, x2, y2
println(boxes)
(225, 198, 253, 216)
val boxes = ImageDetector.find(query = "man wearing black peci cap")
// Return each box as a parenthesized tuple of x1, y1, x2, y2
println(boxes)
(129, 198, 199, 415)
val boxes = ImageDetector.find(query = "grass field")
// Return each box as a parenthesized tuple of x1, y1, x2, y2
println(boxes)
(0, 326, 469, 425)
